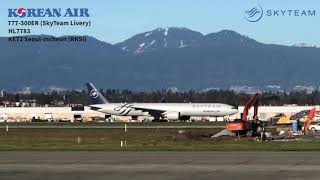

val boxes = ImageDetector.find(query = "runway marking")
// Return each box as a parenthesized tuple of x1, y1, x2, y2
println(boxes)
(293, 160, 306, 166)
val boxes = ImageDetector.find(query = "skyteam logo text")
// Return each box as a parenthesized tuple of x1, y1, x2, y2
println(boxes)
(8, 8, 90, 18)
(244, 3, 316, 22)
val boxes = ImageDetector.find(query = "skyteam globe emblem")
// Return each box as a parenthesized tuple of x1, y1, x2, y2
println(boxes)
(90, 90, 98, 98)
(244, 4, 263, 22)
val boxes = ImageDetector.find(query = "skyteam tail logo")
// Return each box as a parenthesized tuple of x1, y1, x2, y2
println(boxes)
(17, 8, 27, 17)
(90, 90, 99, 98)
(244, 4, 263, 22)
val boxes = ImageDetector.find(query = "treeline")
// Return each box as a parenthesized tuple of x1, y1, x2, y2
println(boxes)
(1, 89, 320, 107)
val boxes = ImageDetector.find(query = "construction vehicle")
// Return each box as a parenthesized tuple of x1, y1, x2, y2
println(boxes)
(274, 107, 320, 134)
(226, 93, 261, 137)
(275, 110, 309, 125)
(304, 107, 319, 135)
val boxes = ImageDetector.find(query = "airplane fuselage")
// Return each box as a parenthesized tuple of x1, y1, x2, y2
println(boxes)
(89, 103, 238, 117)
(86, 82, 238, 121)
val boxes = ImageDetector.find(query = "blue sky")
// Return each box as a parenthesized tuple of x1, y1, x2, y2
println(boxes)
(1, 0, 319, 45)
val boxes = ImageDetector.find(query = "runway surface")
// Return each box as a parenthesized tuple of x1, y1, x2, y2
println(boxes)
(0, 151, 320, 180)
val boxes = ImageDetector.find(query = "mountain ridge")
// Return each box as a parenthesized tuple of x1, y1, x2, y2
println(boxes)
(1, 27, 320, 90)
(115, 27, 267, 54)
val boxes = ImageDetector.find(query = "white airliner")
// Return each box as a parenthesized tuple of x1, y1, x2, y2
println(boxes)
(86, 83, 238, 121)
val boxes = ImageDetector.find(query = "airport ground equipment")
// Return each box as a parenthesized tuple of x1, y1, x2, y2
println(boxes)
(226, 93, 261, 136)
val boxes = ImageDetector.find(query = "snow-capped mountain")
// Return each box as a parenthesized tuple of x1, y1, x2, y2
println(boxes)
(116, 27, 261, 54)
(292, 43, 320, 48)
(116, 27, 203, 54)
(202, 30, 261, 47)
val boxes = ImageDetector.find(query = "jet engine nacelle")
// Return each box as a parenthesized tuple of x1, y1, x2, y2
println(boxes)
(162, 112, 180, 120)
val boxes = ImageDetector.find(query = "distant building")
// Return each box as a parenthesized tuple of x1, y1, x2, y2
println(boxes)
(229, 86, 261, 94)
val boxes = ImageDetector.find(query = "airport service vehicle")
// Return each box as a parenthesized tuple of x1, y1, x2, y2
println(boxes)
(86, 83, 238, 121)
(226, 93, 261, 136)
(309, 123, 320, 132)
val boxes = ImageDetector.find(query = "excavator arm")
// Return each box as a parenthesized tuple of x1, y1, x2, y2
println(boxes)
(241, 93, 259, 121)
(304, 107, 317, 134)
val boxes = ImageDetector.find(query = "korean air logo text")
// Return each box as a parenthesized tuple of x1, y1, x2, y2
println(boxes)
(8, 8, 90, 18)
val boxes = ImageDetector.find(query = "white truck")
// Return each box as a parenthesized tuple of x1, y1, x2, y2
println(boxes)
(309, 123, 320, 132)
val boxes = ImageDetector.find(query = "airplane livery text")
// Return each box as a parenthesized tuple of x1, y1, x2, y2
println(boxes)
(8, 8, 90, 18)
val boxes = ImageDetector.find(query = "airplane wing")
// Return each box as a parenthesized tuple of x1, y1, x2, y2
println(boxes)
(87, 105, 101, 111)
(131, 106, 166, 117)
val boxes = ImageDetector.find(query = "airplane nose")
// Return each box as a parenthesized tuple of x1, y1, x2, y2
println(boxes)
(231, 108, 238, 115)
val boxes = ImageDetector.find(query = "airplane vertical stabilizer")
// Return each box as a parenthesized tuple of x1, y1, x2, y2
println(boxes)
(86, 82, 109, 104)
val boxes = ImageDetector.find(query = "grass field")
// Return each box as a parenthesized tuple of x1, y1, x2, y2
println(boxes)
(1, 127, 320, 151)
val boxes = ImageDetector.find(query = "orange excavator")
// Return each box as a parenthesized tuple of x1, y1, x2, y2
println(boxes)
(304, 107, 319, 135)
(226, 93, 260, 136)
